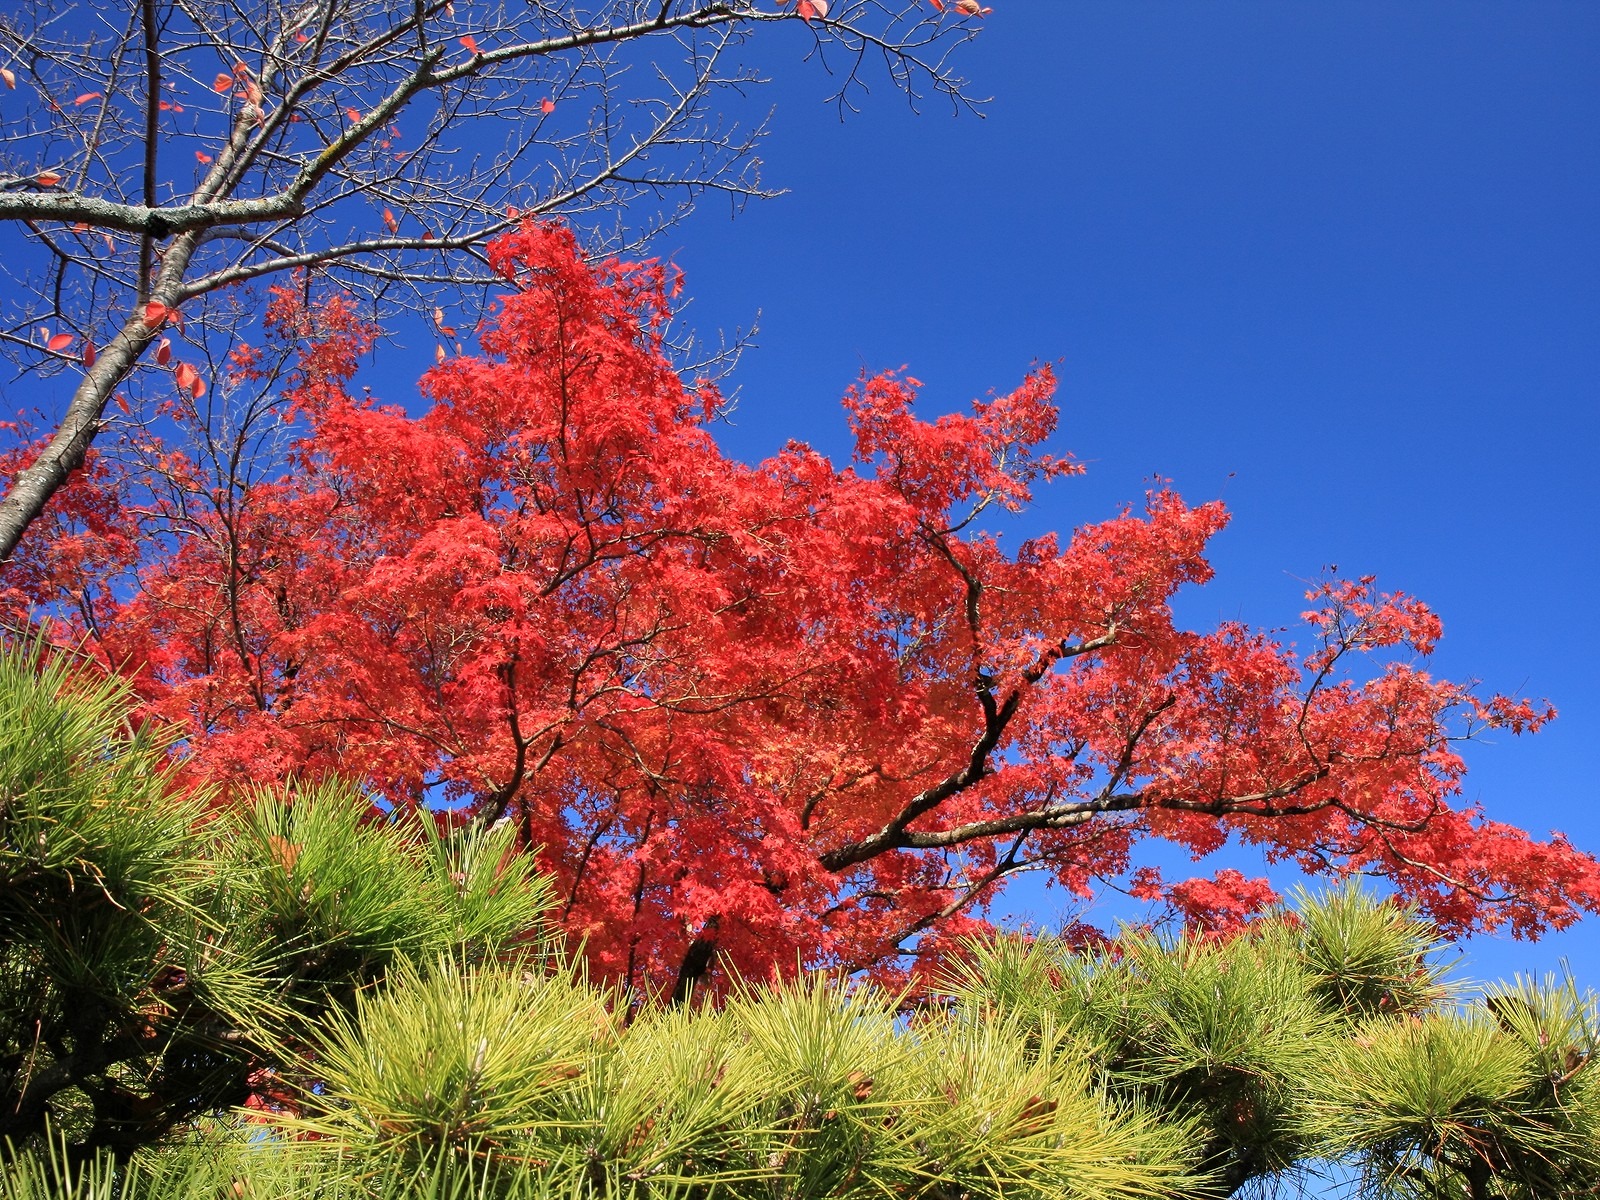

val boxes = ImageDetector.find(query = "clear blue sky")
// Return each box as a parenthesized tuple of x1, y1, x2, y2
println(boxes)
(663, 0, 1600, 987)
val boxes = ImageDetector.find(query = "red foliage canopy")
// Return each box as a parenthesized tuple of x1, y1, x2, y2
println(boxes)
(6, 225, 1597, 993)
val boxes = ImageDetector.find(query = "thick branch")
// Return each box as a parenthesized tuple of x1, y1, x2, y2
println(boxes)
(0, 311, 166, 560)
(0, 192, 309, 234)
(819, 632, 1116, 871)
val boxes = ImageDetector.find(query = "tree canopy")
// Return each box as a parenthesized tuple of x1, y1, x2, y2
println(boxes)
(6, 223, 1596, 997)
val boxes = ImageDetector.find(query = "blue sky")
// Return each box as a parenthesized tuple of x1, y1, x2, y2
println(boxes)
(661, 0, 1599, 987)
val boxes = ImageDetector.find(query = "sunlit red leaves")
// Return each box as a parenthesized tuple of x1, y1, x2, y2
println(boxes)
(540, 97, 556, 114)
(1162, 870, 1281, 936)
(7, 223, 1592, 996)
(211, 64, 261, 106)
(841, 366, 1076, 515)
(459, 35, 480, 56)
(0, 68, 14, 89)
(173, 361, 206, 398)
(1472, 693, 1556, 735)
(34, 171, 61, 187)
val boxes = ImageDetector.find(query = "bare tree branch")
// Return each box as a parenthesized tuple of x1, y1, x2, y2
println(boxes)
(0, 0, 989, 561)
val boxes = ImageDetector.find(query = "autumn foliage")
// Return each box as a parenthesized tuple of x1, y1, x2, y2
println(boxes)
(4, 224, 1596, 994)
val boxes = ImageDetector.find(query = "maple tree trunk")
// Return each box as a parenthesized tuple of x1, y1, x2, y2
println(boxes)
(669, 922, 721, 1005)
(0, 225, 199, 562)
(0, 324, 146, 564)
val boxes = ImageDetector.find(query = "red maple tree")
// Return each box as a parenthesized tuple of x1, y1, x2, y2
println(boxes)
(5, 224, 1596, 995)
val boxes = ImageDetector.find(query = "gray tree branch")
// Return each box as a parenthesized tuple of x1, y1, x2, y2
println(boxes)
(0, 0, 987, 562)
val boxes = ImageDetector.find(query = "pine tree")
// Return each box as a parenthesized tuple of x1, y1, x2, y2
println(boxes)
(2, 630, 1596, 1199)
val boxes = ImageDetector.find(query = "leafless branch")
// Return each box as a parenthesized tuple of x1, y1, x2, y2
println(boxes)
(0, 0, 990, 561)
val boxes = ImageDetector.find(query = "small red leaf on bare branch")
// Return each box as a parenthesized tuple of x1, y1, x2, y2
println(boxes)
(174, 361, 206, 398)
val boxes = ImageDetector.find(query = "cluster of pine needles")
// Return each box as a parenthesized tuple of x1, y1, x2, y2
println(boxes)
(1, 637, 1597, 1199)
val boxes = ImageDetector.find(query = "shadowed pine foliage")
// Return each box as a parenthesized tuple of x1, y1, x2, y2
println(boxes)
(0, 633, 553, 1163)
